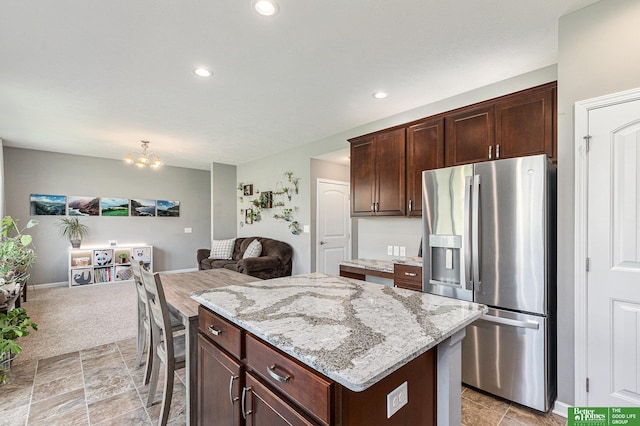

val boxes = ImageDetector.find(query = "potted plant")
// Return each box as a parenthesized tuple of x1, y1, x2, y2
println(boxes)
(0, 307, 37, 385)
(58, 217, 89, 248)
(119, 253, 129, 264)
(0, 216, 38, 305)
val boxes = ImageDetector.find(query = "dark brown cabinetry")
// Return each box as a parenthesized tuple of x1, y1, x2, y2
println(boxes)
(243, 372, 317, 425)
(495, 85, 555, 160)
(445, 82, 557, 166)
(393, 264, 422, 292)
(349, 83, 557, 215)
(198, 305, 436, 425)
(197, 335, 242, 426)
(406, 118, 445, 216)
(350, 128, 405, 217)
(445, 105, 495, 166)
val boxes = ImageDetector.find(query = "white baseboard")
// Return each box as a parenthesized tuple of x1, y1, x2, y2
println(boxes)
(158, 267, 198, 274)
(553, 400, 570, 418)
(29, 281, 68, 289)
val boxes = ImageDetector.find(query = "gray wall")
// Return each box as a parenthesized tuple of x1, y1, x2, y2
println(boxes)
(556, 0, 640, 405)
(3, 147, 212, 285)
(211, 162, 237, 240)
(309, 159, 350, 271)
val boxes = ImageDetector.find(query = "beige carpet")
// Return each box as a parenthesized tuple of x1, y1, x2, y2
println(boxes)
(16, 281, 137, 361)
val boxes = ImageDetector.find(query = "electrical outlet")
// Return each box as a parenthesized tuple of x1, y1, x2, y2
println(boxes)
(386, 381, 408, 418)
(387, 245, 393, 255)
(184, 227, 192, 234)
(393, 246, 400, 256)
(399, 246, 406, 256)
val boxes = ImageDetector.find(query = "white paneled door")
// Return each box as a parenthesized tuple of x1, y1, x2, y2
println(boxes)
(586, 96, 640, 407)
(316, 179, 350, 276)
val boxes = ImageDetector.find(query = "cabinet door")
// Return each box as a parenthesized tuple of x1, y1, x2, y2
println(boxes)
(495, 85, 555, 160)
(445, 106, 495, 166)
(244, 372, 318, 426)
(406, 119, 444, 217)
(198, 335, 242, 426)
(350, 136, 376, 216)
(375, 128, 406, 216)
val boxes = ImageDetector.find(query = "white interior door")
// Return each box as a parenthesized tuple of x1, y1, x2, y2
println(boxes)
(586, 97, 640, 407)
(316, 179, 351, 275)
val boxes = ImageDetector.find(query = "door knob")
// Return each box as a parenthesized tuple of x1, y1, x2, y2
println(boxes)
(319, 241, 327, 245)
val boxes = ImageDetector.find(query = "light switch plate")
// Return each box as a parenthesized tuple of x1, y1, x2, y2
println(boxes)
(393, 246, 400, 256)
(184, 227, 192, 234)
(399, 246, 406, 256)
(387, 245, 393, 255)
(387, 381, 408, 418)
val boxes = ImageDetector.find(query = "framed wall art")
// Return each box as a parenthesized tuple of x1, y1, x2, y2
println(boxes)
(157, 200, 180, 217)
(101, 198, 130, 216)
(30, 194, 66, 215)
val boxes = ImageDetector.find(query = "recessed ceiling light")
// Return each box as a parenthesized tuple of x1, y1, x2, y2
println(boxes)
(252, 0, 279, 16)
(193, 68, 212, 77)
(372, 91, 388, 99)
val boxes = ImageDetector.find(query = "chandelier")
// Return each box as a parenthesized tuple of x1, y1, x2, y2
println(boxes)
(123, 141, 163, 169)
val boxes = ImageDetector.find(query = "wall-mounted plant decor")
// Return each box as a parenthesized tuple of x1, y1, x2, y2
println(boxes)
(289, 221, 302, 235)
(237, 171, 302, 235)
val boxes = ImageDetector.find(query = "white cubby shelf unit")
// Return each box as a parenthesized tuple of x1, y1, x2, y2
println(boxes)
(68, 245, 153, 287)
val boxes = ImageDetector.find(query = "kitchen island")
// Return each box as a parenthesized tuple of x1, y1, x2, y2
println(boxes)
(193, 272, 485, 425)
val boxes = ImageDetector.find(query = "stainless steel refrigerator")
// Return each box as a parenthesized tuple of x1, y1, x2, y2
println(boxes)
(421, 154, 556, 412)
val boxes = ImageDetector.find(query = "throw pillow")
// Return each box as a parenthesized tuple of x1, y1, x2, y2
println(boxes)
(242, 239, 262, 259)
(209, 238, 236, 260)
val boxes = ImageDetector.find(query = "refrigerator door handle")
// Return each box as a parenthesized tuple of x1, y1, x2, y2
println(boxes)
(472, 174, 481, 291)
(477, 314, 540, 330)
(464, 176, 473, 290)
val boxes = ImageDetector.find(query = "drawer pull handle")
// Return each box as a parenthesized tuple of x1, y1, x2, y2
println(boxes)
(208, 325, 222, 336)
(229, 375, 239, 404)
(241, 386, 253, 419)
(404, 272, 417, 277)
(267, 364, 291, 383)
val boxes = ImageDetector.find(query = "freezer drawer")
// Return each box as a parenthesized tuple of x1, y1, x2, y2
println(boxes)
(461, 308, 556, 412)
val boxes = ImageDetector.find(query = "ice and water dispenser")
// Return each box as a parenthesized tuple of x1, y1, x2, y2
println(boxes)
(428, 234, 462, 286)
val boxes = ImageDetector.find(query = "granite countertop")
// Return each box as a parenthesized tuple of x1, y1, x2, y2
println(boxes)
(192, 272, 486, 392)
(339, 257, 423, 273)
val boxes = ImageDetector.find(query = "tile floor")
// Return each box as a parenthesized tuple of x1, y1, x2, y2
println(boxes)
(461, 387, 567, 426)
(0, 337, 186, 426)
(1, 337, 566, 426)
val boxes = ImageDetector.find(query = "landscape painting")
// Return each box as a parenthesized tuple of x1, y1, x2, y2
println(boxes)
(157, 200, 180, 217)
(30, 194, 66, 215)
(68, 196, 100, 216)
(131, 199, 156, 217)
(101, 198, 130, 216)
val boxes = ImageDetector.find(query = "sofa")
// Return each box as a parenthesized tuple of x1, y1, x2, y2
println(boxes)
(197, 237, 293, 280)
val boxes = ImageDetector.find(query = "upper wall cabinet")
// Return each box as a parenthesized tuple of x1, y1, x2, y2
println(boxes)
(348, 82, 557, 217)
(444, 82, 557, 166)
(406, 118, 445, 217)
(445, 105, 495, 166)
(495, 85, 555, 160)
(350, 128, 406, 216)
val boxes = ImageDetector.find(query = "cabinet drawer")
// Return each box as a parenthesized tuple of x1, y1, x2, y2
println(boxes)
(198, 306, 243, 359)
(245, 334, 332, 425)
(394, 264, 422, 283)
(394, 264, 423, 292)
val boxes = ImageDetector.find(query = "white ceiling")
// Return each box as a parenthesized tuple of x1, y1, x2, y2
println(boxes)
(0, 0, 597, 170)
